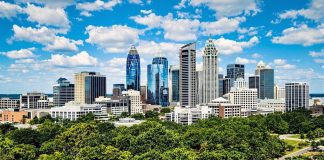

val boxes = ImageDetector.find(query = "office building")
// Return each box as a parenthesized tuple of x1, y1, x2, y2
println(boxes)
(227, 78, 258, 117)
(197, 70, 203, 104)
(249, 76, 260, 98)
(165, 106, 212, 125)
(274, 84, 285, 100)
(285, 82, 309, 111)
(226, 64, 244, 81)
(74, 72, 106, 104)
(20, 92, 48, 109)
(53, 77, 74, 107)
(255, 61, 266, 75)
(222, 78, 231, 95)
(50, 101, 106, 121)
(122, 90, 143, 115)
(140, 86, 147, 103)
(179, 43, 197, 107)
(260, 69, 274, 99)
(95, 96, 130, 117)
(169, 65, 180, 103)
(147, 57, 169, 106)
(218, 74, 224, 97)
(202, 38, 219, 104)
(0, 109, 31, 123)
(113, 84, 125, 97)
(126, 45, 141, 91)
(207, 97, 241, 118)
(257, 99, 285, 113)
(0, 98, 19, 109)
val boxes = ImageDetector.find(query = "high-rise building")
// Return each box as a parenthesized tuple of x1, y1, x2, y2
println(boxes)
(140, 86, 147, 103)
(226, 64, 244, 81)
(197, 70, 204, 104)
(285, 82, 309, 111)
(123, 90, 143, 115)
(126, 45, 141, 91)
(179, 43, 197, 107)
(20, 92, 48, 109)
(53, 77, 74, 107)
(202, 38, 219, 104)
(249, 76, 260, 98)
(113, 84, 125, 97)
(74, 72, 106, 104)
(169, 65, 179, 103)
(227, 78, 257, 117)
(274, 84, 285, 100)
(147, 57, 169, 106)
(260, 69, 274, 99)
(222, 78, 231, 95)
(218, 74, 224, 97)
(255, 61, 266, 75)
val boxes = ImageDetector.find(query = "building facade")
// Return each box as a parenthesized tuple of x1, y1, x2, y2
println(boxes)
(95, 96, 130, 117)
(179, 43, 197, 107)
(53, 77, 74, 107)
(202, 38, 219, 104)
(207, 97, 241, 118)
(140, 86, 147, 103)
(274, 84, 285, 100)
(255, 61, 266, 75)
(285, 82, 309, 111)
(249, 76, 260, 98)
(20, 92, 48, 109)
(257, 99, 285, 113)
(260, 69, 274, 99)
(147, 57, 169, 106)
(169, 65, 180, 103)
(226, 64, 244, 81)
(0, 98, 19, 109)
(122, 90, 143, 115)
(113, 84, 125, 97)
(126, 45, 141, 91)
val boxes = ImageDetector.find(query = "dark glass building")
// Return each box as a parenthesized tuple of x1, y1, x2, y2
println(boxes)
(147, 57, 169, 106)
(226, 64, 245, 88)
(169, 65, 180, 102)
(218, 74, 224, 97)
(126, 45, 141, 91)
(85, 75, 106, 104)
(113, 84, 125, 97)
(53, 77, 74, 107)
(249, 76, 260, 98)
(260, 69, 274, 99)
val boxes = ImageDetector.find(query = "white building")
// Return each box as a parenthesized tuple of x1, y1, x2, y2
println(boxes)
(166, 106, 212, 125)
(36, 100, 49, 109)
(95, 96, 130, 117)
(257, 99, 285, 114)
(20, 92, 48, 109)
(227, 78, 257, 117)
(202, 38, 219, 104)
(0, 98, 19, 109)
(122, 90, 143, 115)
(50, 101, 107, 121)
(274, 84, 285, 100)
(285, 82, 309, 111)
(207, 97, 241, 118)
(113, 118, 144, 127)
(255, 61, 266, 75)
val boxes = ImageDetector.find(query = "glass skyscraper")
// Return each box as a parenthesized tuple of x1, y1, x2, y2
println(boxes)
(260, 69, 274, 99)
(169, 65, 179, 102)
(147, 57, 169, 106)
(126, 45, 140, 91)
(85, 73, 106, 104)
(53, 77, 74, 107)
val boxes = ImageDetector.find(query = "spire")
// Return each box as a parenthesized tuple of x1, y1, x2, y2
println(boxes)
(129, 45, 138, 55)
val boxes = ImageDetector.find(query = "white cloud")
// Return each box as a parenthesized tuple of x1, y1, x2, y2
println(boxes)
(235, 57, 257, 64)
(0, 48, 36, 59)
(266, 30, 272, 37)
(272, 59, 296, 69)
(129, 0, 142, 4)
(76, 0, 121, 17)
(279, 0, 324, 22)
(0, 1, 23, 19)
(11, 25, 83, 52)
(162, 18, 200, 41)
(314, 59, 324, 63)
(201, 17, 245, 36)
(0, 75, 11, 83)
(174, 0, 187, 9)
(48, 51, 98, 67)
(273, 59, 286, 65)
(130, 12, 163, 28)
(309, 49, 324, 57)
(252, 53, 261, 58)
(85, 25, 140, 53)
(140, 9, 152, 14)
(213, 36, 259, 55)
(137, 40, 184, 56)
(190, 0, 260, 18)
(272, 24, 324, 46)
(16, 0, 75, 8)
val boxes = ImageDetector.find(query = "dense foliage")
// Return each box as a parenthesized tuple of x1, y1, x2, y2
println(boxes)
(0, 109, 323, 160)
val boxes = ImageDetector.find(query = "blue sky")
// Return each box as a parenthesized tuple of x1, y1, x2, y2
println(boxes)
(0, 0, 323, 94)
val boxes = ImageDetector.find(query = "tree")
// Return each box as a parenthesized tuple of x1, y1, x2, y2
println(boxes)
(145, 110, 159, 119)
(120, 112, 129, 118)
(104, 145, 132, 160)
(37, 120, 62, 143)
(9, 128, 41, 147)
(131, 113, 145, 120)
(133, 150, 163, 160)
(265, 113, 289, 134)
(163, 148, 197, 160)
(0, 123, 16, 135)
(160, 108, 171, 115)
(77, 113, 95, 122)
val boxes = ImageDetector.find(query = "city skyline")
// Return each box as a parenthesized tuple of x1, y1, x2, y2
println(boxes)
(0, 0, 323, 94)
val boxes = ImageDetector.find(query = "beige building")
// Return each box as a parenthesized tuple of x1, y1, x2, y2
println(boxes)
(123, 90, 143, 115)
(0, 109, 30, 123)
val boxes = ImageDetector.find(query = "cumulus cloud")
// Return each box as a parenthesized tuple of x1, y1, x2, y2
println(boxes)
(10, 25, 83, 52)
(0, 75, 11, 83)
(0, 48, 36, 59)
(174, 0, 187, 9)
(48, 51, 98, 67)
(130, 12, 163, 28)
(16, 0, 75, 8)
(76, 0, 121, 17)
(309, 49, 324, 57)
(235, 57, 257, 64)
(201, 17, 245, 36)
(272, 24, 324, 46)
(137, 40, 183, 56)
(213, 36, 259, 55)
(272, 59, 296, 69)
(85, 25, 141, 53)
(0, 1, 23, 19)
(163, 18, 200, 41)
(279, 0, 324, 22)
(252, 53, 261, 58)
(266, 30, 272, 37)
(190, 0, 260, 18)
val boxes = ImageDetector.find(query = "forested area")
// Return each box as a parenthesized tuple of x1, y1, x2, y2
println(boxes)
(0, 109, 323, 160)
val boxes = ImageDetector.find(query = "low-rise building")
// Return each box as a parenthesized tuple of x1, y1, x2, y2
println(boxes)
(113, 118, 144, 127)
(20, 92, 48, 109)
(166, 106, 212, 125)
(207, 97, 241, 118)
(257, 99, 286, 113)
(0, 109, 31, 123)
(122, 90, 143, 115)
(0, 98, 19, 109)
(50, 101, 107, 121)
(95, 96, 130, 117)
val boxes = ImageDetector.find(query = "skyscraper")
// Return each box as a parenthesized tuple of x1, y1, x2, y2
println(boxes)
(249, 76, 260, 98)
(126, 45, 141, 91)
(147, 57, 169, 106)
(218, 74, 224, 97)
(274, 84, 285, 100)
(255, 61, 266, 75)
(113, 84, 125, 97)
(260, 69, 274, 99)
(226, 64, 245, 80)
(179, 43, 197, 107)
(285, 82, 309, 111)
(197, 70, 204, 104)
(53, 77, 74, 107)
(202, 38, 219, 104)
(140, 86, 147, 103)
(169, 65, 179, 103)
(74, 72, 106, 104)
